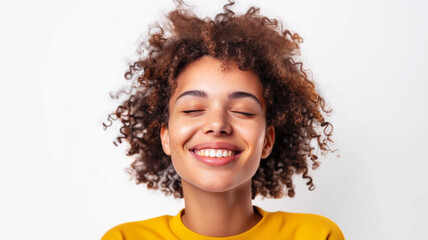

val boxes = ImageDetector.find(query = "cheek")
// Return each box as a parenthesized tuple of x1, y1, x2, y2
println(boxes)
(232, 126, 265, 186)
(168, 118, 197, 180)
(235, 119, 266, 149)
(168, 116, 200, 150)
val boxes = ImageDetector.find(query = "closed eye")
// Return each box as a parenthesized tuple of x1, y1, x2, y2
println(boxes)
(183, 110, 204, 114)
(232, 111, 255, 116)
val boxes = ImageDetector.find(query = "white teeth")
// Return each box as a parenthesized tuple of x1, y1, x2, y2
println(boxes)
(194, 149, 237, 158)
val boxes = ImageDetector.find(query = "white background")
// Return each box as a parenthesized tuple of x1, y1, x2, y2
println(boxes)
(1, 0, 428, 239)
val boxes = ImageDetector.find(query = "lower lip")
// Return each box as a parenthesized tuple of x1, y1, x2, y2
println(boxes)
(190, 150, 241, 167)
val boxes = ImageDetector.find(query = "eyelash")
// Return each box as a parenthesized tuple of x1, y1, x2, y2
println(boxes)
(183, 110, 203, 114)
(183, 110, 255, 116)
(232, 111, 255, 116)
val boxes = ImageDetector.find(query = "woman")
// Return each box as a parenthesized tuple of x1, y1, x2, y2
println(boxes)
(102, 1, 344, 239)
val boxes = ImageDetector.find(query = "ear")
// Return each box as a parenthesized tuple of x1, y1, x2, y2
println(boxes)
(160, 125, 171, 156)
(261, 126, 275, 159)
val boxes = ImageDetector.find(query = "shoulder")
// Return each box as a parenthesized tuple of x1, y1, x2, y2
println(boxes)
(100, 215, 171, 240)
(261, 208, 345, 240)
(276, 211, 341, 227)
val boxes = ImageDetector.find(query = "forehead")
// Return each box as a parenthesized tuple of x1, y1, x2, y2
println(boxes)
(172, 56, 265, 104)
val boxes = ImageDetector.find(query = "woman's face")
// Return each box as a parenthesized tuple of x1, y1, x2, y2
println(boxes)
(160, 56, 275, 193)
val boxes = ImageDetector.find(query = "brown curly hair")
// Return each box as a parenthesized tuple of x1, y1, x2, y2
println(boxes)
(104, 0, 335, 199)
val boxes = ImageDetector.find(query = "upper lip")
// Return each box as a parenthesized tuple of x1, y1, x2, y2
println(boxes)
(189, 142, 243, 152)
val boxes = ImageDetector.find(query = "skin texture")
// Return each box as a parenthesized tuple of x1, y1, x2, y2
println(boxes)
(160, 56, 275, 236)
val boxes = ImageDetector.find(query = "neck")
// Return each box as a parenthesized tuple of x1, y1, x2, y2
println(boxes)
(180, 179, 261, 237)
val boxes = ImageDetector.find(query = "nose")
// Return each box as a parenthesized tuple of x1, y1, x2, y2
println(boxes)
(202, 109, 232, 135)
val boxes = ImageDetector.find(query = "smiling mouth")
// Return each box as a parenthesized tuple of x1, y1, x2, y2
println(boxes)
(192, 149, 240, 158)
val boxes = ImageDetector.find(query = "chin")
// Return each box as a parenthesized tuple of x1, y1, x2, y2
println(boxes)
(186, 174, 252, 194)
(198, 183, 237, 193)
(197, 176, 236, 192)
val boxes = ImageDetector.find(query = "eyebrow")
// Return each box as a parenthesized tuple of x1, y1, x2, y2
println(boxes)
(229, 91, 261, 107)
(175, 90, 261, 107)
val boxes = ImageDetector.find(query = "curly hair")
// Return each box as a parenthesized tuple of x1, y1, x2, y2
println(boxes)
(104, 0, 335, 199)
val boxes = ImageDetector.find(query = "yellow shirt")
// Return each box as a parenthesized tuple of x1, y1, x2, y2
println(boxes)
(101, 206, 345, 240)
